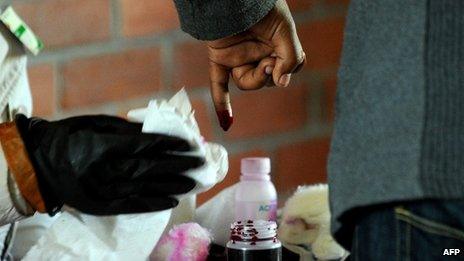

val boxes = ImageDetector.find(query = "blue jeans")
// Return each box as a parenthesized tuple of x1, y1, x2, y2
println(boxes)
(349, 200, 464, 261)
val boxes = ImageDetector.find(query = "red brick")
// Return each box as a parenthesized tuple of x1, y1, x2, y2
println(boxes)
(61, 47, 162, 109)
(225, 86, 308, 139)
(191, 99, 213, 140)
(287, 0, 314, 12)
(323, 76, 337, 123)
(173, 42, 209, 89)
(28, 64, 55, 117)
(299, 17, 346, 69)
(13, 0, 110, 49)
(275, 138, 330, 194)
(197, 150, 268, 205)
(121, 0, 179, 37)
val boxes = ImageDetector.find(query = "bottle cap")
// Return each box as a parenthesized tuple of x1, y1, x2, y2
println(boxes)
(228, 220, 280, 248)
(241, 157, 271, 174)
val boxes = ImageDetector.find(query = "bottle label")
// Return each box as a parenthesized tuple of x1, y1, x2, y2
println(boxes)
(235, 200, 277, 221)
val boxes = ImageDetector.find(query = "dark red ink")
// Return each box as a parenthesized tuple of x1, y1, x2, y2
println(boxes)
(216, 110, 233, 131)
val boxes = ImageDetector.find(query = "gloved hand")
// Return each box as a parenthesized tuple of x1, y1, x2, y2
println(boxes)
(12, 114, 204, 216)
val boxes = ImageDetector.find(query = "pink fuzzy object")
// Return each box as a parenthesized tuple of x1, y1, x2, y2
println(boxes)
(150, 223, 212, 261)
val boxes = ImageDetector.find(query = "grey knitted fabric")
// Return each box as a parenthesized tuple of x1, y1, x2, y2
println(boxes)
(329, 0, 464, 247)
(421, 0, 464, 198)
(173, 0, 276, 40)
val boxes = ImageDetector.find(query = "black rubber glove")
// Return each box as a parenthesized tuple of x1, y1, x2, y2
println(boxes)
(15, 114, 204, 216)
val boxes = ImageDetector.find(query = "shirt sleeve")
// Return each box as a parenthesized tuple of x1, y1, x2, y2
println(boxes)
(0, 145, 31, 226)
(173, 0, 277, 40)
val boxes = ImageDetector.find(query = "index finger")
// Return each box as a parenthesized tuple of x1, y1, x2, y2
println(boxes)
(209, 61, 233, 131)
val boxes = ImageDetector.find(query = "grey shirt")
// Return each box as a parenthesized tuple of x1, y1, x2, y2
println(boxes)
(329, 0, 464, 247)
(174, 0, 464, 248)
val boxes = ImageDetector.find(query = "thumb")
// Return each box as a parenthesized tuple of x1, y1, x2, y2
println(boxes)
(272, 26, 305, 87)
(209, 61, 233, 131)
(231, 57, 276, 90)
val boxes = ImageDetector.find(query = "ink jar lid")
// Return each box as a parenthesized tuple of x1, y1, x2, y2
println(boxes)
(227, 220, 281, 250)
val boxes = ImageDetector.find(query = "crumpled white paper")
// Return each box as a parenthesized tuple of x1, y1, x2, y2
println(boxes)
(23, 89, 228, 260)
(128, 88, 228, 194)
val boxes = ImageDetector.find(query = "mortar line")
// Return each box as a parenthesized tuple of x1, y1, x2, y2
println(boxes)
(110, 0, 122, 40)
(28, 30, 191, 65)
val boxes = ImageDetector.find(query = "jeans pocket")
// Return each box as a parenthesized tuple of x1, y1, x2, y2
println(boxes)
(395, 206, 464, 261)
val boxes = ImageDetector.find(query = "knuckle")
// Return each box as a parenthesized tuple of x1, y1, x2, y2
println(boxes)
(231, 67, 244, 78)
(232, 78, 247, 90)
(296, 50, 306, 65)
(208, 48, 217, 60)
(283, 50, 305, 71)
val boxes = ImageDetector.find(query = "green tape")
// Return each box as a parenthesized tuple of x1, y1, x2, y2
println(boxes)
(0, 6, 44, 55)
(37, 38, 43, 49)
(14, 24, 26, 37)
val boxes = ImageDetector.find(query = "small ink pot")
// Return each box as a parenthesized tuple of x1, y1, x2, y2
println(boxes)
(226, 220, 281, 261)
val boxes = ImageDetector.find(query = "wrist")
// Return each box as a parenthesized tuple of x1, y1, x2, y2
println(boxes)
(7, 169, 34, 215)
(0, 121, 47, 213)
(14, 115, 63, 215)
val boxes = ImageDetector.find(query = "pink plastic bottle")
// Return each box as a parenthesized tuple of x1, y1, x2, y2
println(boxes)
(235, 157, 278, 221)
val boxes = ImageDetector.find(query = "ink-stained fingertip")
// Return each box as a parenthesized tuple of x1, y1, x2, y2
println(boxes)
(216, 110, 233, 131)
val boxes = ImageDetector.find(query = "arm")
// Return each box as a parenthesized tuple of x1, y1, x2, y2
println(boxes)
(0, 145, 33, 226)
(173, 0, 277, 40)
(0, 115, 204, 217)
(0, 122, 45, 226)
(173, 0, 305, 131)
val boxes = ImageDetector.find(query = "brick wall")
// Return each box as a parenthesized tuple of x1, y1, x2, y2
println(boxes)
(13, 0, 349, 205)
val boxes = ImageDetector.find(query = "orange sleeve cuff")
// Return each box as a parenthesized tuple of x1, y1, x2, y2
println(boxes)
(0, 122, 46, 213)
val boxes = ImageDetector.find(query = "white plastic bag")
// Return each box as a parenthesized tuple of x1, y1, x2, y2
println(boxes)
(195, 184, 237, 246)
(24, 210, 171, 260)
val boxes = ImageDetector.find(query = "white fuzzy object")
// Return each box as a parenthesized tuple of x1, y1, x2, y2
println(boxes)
(278, 184, 348, 260)
(150, 223, 212, 261)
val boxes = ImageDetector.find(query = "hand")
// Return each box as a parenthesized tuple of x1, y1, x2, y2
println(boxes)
(207, 0, 305, 131)
(15, 114, 204, 215)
